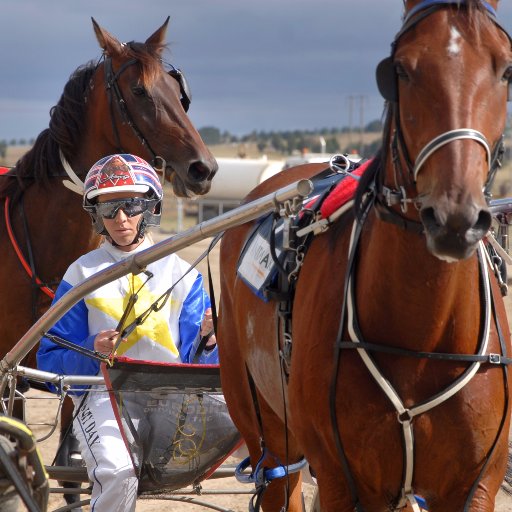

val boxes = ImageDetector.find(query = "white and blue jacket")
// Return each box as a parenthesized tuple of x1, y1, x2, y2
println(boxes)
(37, 239, 218, 394)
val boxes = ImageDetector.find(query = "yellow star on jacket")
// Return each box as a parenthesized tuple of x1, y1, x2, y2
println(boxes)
(86, 273, 179, 356)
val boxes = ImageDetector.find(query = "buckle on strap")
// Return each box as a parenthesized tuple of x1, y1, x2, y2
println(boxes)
(489, 353, 501, 364)
(235, 454, 308, 486)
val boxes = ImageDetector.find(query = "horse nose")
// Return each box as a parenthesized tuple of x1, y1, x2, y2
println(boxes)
(420, 204, 492, 258)
(188, 160, 218, 183)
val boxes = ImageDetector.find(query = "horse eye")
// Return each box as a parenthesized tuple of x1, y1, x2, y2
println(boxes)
(502, 66, 512, 83)
(132, 86, 147, 97)
(395, 62, 410, 82)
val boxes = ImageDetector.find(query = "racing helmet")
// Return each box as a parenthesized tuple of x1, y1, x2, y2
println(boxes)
(83, 154, 163, 236)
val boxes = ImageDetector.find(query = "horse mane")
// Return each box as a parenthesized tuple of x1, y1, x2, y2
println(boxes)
(0, 61, 97, 202)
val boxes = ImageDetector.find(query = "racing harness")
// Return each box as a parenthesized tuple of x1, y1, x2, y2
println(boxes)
(235, 149, 512, 511)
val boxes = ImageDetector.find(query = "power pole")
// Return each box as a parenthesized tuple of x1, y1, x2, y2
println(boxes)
(347, 95, 367, 155)
(359, 94, 367, 156)
(347, 95, 354, 148)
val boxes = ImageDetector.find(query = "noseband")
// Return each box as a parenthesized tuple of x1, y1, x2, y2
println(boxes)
(103, 50, 192, 173)
(375, 0, 511, 216)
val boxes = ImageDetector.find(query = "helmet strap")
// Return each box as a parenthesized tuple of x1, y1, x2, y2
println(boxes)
(108, 217, 147, 248)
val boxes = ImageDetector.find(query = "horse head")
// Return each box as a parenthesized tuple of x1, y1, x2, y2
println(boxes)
(90, 17, 218, 197)
(376, 0, 511, 261)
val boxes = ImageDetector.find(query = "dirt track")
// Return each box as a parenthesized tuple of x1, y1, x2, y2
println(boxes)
(24, 233, 512, 511)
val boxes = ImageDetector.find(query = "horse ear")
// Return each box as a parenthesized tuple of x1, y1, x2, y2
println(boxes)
(91, 17, 123, 56)
(145, 16, 170, 51)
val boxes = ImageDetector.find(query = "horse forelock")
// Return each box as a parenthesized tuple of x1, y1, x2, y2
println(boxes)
(125, 40, 169, 92)
(402, 1, 498, 47)
(453, 0, 499, 46)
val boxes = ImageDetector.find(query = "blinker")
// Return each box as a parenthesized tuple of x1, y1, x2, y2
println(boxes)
(165, 64, 192, 112)
(376, 57, 398, 103)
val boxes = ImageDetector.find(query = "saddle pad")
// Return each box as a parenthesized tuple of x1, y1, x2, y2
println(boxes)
(237, 159, 367, 301)
(0, 167, 10, 175)
(319, 158, 373, 219)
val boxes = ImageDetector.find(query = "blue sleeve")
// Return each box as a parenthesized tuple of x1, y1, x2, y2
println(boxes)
(178, 274, 219, 364)
(36, 280, 99, 394)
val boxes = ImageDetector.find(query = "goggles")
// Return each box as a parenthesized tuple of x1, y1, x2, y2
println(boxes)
(95, 197, 157, 219)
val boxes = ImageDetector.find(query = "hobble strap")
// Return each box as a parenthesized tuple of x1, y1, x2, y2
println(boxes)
(235, 453, 307, 512)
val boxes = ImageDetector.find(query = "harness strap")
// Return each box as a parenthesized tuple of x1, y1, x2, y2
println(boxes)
(104, 57, 164, 170)
(59, 149, 84, 195)
(374, 201, 424, 235)
(344, 235, 495, 510)
(330, 198, 372, 512)
(412, 129, 491, 181)
(463, 280, 510, 511)
(243, 366, 271, 512)
(4, 197, 55, 300)
(240, 365, 307, 512)
(19, 195, 42, 322)
(336, 341, 512, 365)
(192, 234, 223, 363)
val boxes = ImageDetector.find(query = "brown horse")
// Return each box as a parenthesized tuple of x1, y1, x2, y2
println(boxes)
(218, 1, 512, 511)
(0, 17, 217, 506)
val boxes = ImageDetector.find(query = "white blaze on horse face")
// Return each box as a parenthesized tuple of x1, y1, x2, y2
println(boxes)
(447, 26, 462, 56)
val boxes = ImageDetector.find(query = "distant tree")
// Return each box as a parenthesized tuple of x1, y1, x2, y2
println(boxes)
(286, 136, 296, 154)
(19, 138, 27, 146)
(198, 126, 221, 145)
(9, 139, 17, 146)
(222, 130, 238, 143)
(365, 119, 383, 132)
(257, 141, 267, 153)
(270, 134, 286, 153)
(0, 141, 6, 159)
(360, 138, 381, 158)
(325, 137, 341, 153)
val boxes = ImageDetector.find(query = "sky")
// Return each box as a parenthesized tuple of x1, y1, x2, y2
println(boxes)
(2, 0, 512, 141)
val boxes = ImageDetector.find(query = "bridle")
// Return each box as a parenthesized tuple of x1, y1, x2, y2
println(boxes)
(103, 46, 192, 174)
(61, 51, 192, 194)
(374, 0, 512, 220)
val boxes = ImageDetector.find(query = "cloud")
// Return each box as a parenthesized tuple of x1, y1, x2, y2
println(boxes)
(1, 0, 512, 139)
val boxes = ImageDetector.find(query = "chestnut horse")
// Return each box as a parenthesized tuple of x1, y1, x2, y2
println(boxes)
(0, 17, 217, 506)
(218, 1, 512, 511)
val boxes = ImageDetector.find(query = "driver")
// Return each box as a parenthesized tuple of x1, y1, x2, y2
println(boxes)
(37, 153, 217, 511)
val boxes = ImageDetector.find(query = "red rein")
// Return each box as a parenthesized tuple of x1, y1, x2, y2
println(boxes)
(4, 197, 55, 299)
